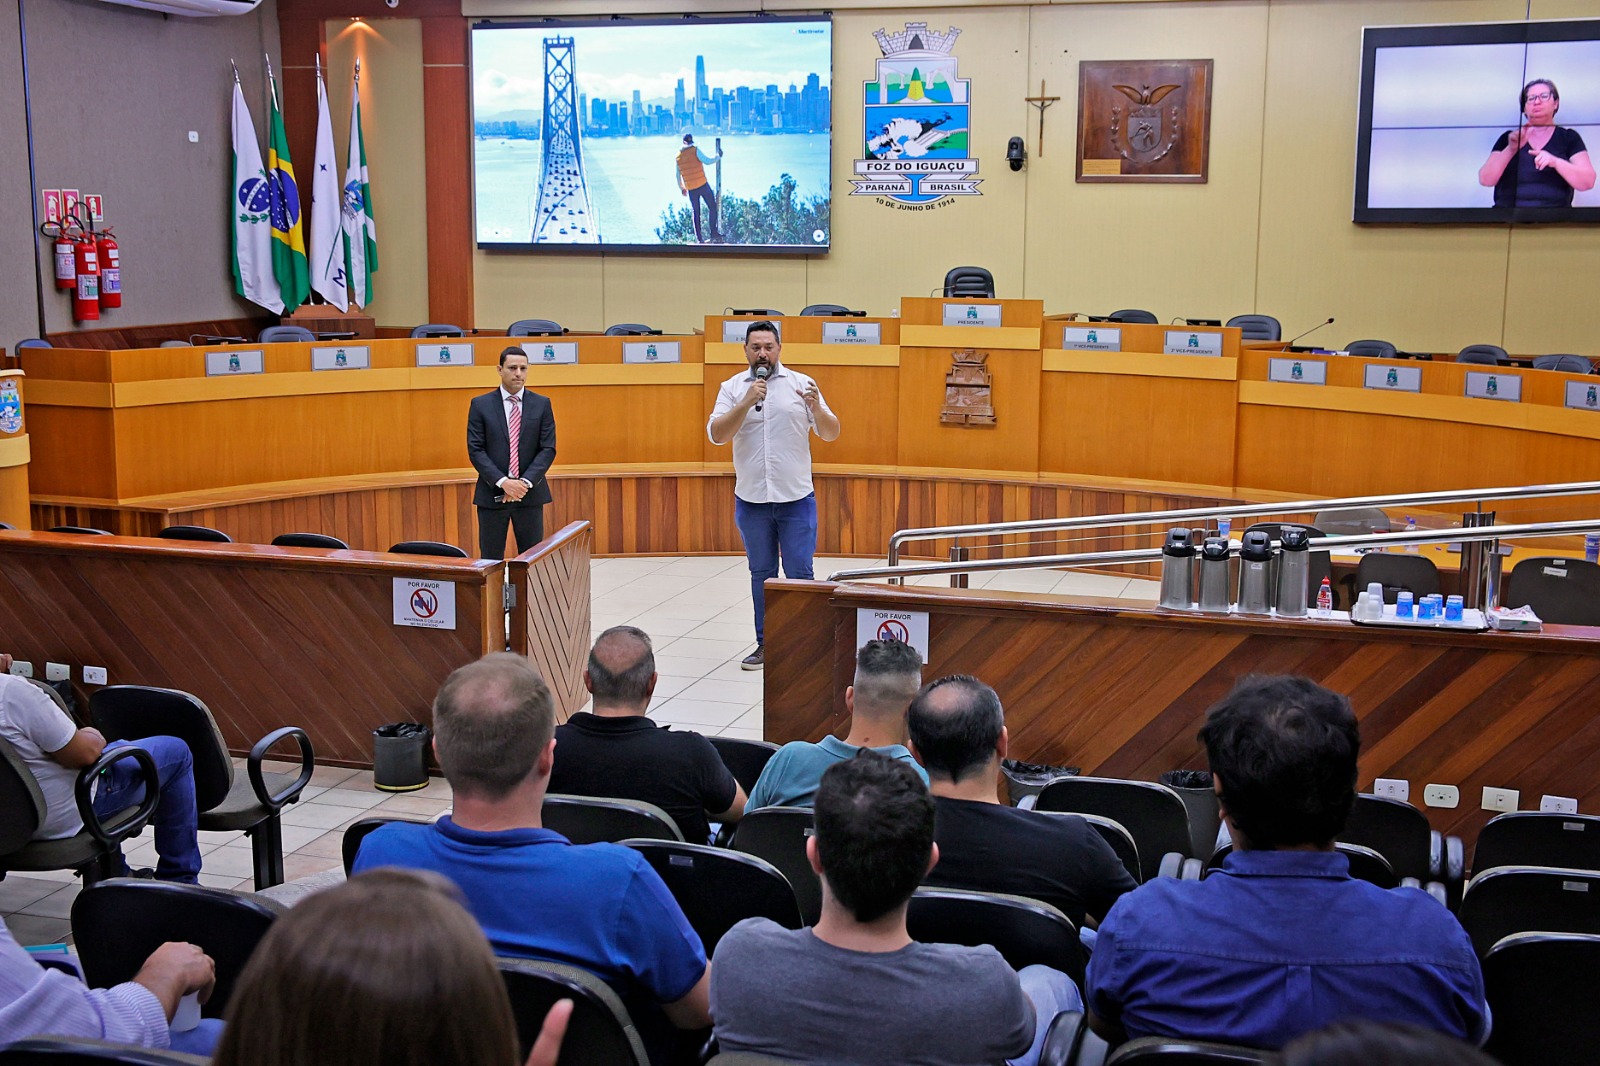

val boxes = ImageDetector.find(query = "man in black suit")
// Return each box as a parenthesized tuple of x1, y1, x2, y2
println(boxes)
(467, 346, 556, 560)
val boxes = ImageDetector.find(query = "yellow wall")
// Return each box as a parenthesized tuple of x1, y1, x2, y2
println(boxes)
(327, 18, 429, 327)
(363, 2, 1600, 354)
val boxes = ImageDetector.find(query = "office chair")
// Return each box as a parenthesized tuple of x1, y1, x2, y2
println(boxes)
(1345, 338, 1399, 360)
(621, 839, 803, 954)
(47, 526, 113, 535)
(409, 323, 465, 338)
(259, 325, 315, 344)
(0, 522, 13, 530)
(1225, 314, 1282, 342)
(1474, 811, 1600, 874)
(1210, 841, 1398, 889)
(542, 795, 683, 844)
(1108, 309, 1159, 324)
(156, 525, 232, 543)
(157, 340, 192, 348)
(1106, 1038, 1270, 1063)
(799, 304, 853, 316)
(604, 323, 660, 336)
(1342, 793, 1462, 903)
(1353, 552, 1441, 604)
(730, 308, 784, 317)
(89, 686, 315, 890)
(1457, 344, 1509, 365)
(0, 738, 158, 887)
(906, 887, 1086, 987)
(1032, 776, 1193, 878)
(341, 815, 432, 875)
(1033, 811, 1141, 883)
(14, 338, 52, 350)
(1532, 354, 1593, 373)
(387, 540, 469, 558)
(1457, 866, 1600, 959)
(729, 806, 821, 925)
(942, 266, 995, 299)
(1314, 506, 1390, 536)
(707, 736, 779, 793)
(1482, 932, 1600, 1065)
(271, 532, 350, 550)
(498, 957, 649, 1066)
(508, 318, 565, 337)
(1502, 557, 1600, 625)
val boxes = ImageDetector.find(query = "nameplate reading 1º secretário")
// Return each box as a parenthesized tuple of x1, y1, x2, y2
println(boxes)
(204, 350, 264, 376)
(1060, 327, 1122, 352)
(822, 321, 882, 345)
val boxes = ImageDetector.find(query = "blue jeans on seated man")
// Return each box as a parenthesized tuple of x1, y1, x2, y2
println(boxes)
(92, 737, 202, 883)
(1011, 964, 1082, 1066)
(734, 493, 817, 645)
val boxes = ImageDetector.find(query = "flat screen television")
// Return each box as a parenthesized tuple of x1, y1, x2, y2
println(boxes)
(472, 16, 833, 252)
(1354, 19, 1600, 223)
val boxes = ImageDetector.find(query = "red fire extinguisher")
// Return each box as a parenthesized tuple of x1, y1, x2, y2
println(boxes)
(96, 229, 121, 310)
(48, 223, 74, 290)
(72, 230, 100, 321)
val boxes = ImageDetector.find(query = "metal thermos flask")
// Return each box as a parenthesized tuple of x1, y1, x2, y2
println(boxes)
(1159, 528, 1198, 610)
(1197, 536, 1232, 614)
(1236, 530, 1275, 615)
(1276, 525, 1312, 617)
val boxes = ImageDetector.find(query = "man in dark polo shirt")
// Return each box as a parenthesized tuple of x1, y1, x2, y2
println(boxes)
(906, 674, 1135, 930)
(549, 626, 745, 843)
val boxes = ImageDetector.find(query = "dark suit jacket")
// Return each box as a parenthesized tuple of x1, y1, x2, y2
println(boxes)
(467, 389, 556, 508)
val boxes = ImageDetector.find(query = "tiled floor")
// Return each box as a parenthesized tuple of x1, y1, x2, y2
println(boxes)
(2, 554, 1158, 945)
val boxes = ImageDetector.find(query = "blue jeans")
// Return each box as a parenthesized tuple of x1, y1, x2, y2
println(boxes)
(169, 1018, 225, 1055)
(1009, 964, 1083, 1066)
(734, 493, 817, 645)
(93, 737, 202, 883)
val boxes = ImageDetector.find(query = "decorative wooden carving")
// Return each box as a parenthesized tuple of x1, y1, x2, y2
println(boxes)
(1077, 59, 1213, 183)
(940, 350, 996, 426)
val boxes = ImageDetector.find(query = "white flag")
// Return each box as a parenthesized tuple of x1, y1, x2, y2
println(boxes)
(343, 68, 378, 308)
(308, 66, 348, 311)
(230, 79, 283, 314)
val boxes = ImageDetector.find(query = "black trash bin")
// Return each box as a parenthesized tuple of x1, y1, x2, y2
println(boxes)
(373, 723, 432, 793)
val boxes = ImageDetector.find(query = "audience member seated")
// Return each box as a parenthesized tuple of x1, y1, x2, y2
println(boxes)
(0, 655, 201, 882)
(711, 750, 1079, 1066)
(1085, 675, 1488, 1049)
(352, 653, 709, 1063)
(746, 639, 927, 809)
(1279, 1020, 1498, 1066)
(1, 913, 219, 1054)
(548, 626, 745, 843)
(907, 674, 1135, 929)
(215, 868, 572, 1066)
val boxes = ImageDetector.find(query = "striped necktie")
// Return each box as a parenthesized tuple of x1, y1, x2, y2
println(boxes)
(508, 394, 522, 480)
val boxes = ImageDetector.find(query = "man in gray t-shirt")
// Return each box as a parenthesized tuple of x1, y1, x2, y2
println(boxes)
(711, 749, 1080, 1066)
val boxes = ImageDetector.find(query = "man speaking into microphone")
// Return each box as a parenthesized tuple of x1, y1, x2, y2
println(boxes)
(708, 321, 840, 670)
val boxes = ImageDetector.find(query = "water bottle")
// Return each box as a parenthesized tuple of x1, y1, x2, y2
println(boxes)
(1404, 516, 1419, 553)
(1315, 577, 1333, 617)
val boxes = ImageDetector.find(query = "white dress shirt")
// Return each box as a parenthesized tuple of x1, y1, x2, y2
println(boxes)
(707, 362, 833, 504)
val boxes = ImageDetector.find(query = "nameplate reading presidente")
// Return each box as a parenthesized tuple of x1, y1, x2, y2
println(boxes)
(623, 341, 681, 364)
(521, 342, 579, 365)
(204, 349, 264, 376)
(1060, 326, 1122, 352)
(943, 303, 1002, 327)
(416, 343, 475, 367)
(1164, 331, 1223, 356)
(823, 321, 881, 345)
(311, 346, 370, 371)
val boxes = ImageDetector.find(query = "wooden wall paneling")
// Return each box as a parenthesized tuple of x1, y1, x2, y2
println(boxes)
(896, 347, 1043, 475)
(807, 365, 899, 469)
(24, 406, 117, 500)
(278, 16, 326, 212)
(1041, 371, 1238, 485)
(420, 17, 474, 328)
(509, 521, 593, 720)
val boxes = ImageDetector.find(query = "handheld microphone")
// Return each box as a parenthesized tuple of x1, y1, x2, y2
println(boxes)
(754, 364, 770, 412)
(1285, 317, 1335, 348)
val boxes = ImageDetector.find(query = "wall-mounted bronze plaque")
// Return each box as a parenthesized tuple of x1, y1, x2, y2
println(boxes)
(1076, 59, 1213, 183)
(940, 350, 996, 426)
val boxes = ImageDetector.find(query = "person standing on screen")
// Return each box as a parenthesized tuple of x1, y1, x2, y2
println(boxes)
(675, 134, 723, 243)
(467, 346, 556, 560)
(708, 321, 839, 670)
(1478, 78, 1595, 208)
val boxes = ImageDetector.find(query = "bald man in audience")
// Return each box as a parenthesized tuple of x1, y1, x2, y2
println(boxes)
(745, 638, 927, 810)
(548, 625, 745, 843)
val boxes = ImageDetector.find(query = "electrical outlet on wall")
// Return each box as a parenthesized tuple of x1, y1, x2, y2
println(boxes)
(7, 660, 33, 678)
(1373, 778, 1410, 802)
(1540, 795, 1579, 815)
(83, 666, 107, 686)
(1482, 786, 1520, 813)
(1424, 784, 1460, 808)
(45, 662, 69, 682)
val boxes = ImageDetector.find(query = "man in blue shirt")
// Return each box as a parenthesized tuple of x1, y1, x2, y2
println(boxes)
(1086, 675, 1488, 1050)
(746, 638, 927, 809)
(354, 653, 710, 1061)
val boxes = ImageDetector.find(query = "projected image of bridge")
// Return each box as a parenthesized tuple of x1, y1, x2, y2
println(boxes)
(532, 37, 598, 244)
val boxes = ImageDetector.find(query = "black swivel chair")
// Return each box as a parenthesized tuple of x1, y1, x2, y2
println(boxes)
(71, 878, 284, 1018)
(14, 338, 53, 351)
(1352, 552, 1441, 604)
(0, 522, 13, 530)
(0, 738, 158, 886)
(1032, 777, 1192, 879)
(942, 266, 995, 299)
(1313, 507, 1391, 536)
(1107, 1038, 1271, 1064)
(1342, 793, 1462, 904)
(508, 319, 565, 337)
(541, 795, 683, 844)
(341, 815, 431, 875)
(388, 540, 470, 558)
(729, 806, 820, 925)
(410, 323, 465, 338)
(906, 887, 1086, 987)
(498, 957, 650, 1066)
(47, 526, 113, 536)
(1344, 339, 1399, 360)
(604, 323, 661, 336)
(1457, 344, 1510, 365)
(156, 525, 232, 543)
(1482, 932, 1600, 1065)
(1532, 354, 1593, 373)
(730, 308, 785, 317)
(1474, 811, 1600, 874)
(0, 1039, 208, 1065)
(621, 839, 802, 955)
(1458, 866, 1600, 959)
(89, 686, 314, 890)
(1108, 309, 1159, 324)
(707, 736, 779, 794)
(1033, 810, 1141, 883)
(1225, 314, 1281, 342)
(799, 304, 853, 316)
(271, 532, 350, 550)
(259, 325, 315, 344)
(1502, 557, 1600, 626)
(1209, 841, 1398, 889)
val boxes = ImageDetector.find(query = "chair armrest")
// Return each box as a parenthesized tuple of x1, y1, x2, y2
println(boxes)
(246, 727, 315, 810)
(1157, 852, 1185, 879)
(1017, 794, 1039, 811)
(74, 745, 159, 847)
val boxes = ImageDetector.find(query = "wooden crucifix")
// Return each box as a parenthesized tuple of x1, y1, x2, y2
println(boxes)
(1025, 80, 1062, 157)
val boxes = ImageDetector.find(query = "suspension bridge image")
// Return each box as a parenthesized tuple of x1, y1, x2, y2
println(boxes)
(531, 37, 598, 244)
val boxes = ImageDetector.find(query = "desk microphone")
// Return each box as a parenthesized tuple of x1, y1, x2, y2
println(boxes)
(754, 365, 770, 412)
(1285, 317, 1335, 347)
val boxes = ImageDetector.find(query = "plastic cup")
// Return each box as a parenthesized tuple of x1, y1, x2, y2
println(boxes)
(1418, 596, 1438, 621)
(1444, 595, 1464, 622)
(1587, 533, 1599, 563)
(1217, 518, 1233, 541)
(171, 992, 201, 1033)
(1395, 591, 1414, 619)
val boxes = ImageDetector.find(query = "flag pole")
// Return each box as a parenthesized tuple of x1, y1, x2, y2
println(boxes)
(230, 59, 241, 86)
(265, 53, 279, 108)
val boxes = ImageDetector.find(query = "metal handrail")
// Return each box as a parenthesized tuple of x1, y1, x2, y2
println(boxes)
(883, 481, 1600, 570)
(832, 519, 1600, 582)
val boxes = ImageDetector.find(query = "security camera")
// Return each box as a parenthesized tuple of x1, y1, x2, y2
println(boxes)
(1006, 136, 1026, 172)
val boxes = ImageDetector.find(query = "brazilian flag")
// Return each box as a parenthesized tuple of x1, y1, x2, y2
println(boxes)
(266, 76, 310, 312)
